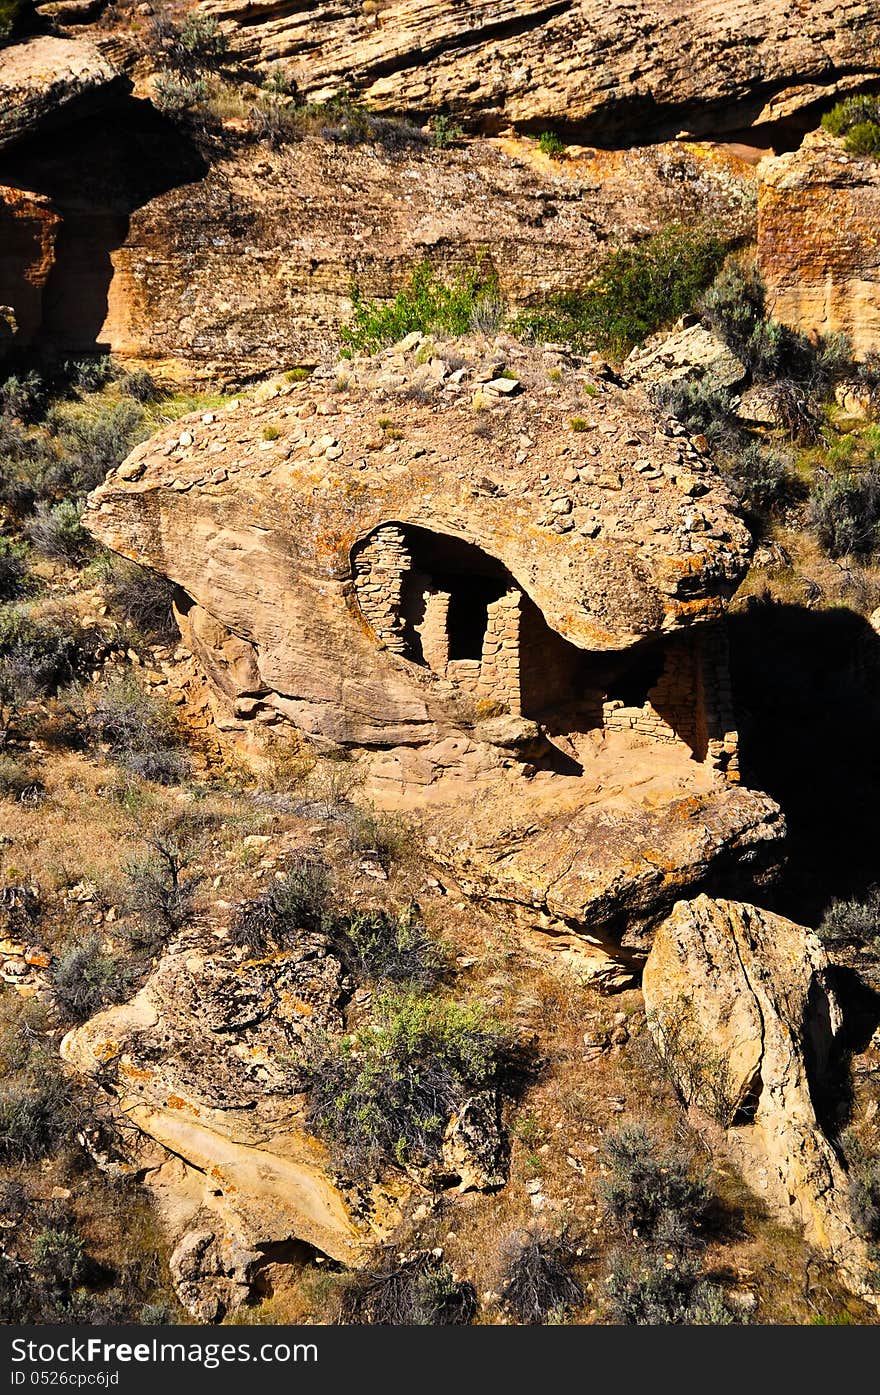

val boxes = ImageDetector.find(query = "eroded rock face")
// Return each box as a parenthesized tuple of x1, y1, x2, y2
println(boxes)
(643, 895, 877, 1301)
(84, 335, 787, 939)
(0, 122, 755, 376)
(0, 36, 129, 153)
(202, 0, 880, 143)
(61, 927, 366, 1317)
(758, 130, 880, 356)
(0, 184, 59, 349)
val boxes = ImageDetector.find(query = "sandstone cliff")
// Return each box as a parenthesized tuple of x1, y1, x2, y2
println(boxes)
(0, 34, 129, 153)
(0, 106, 755, 374)
(202, 0, 880, 143)
(758, 129, 880, 356)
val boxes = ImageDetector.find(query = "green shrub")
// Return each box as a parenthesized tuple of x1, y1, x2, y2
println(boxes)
(599, 1125, 709, 1242)
(49, 398, 146, 491)
(0, 604, 100, 714)
(700, 259, 853, 394)
(723, 444, 802, 518)
(538, 130, 566, 158)
(120, 369, 161, 404)
(822, 95, 880, 137)
(818, 888, 880, 951)
(809, 466, 880, 558)
(329, 904, 445, 989)
(0, 1253, 33, 1323)
(343, 804, 413, 870)
(87, 680, 188, 781)
(651, 378, 738, 448)
(0, 753, 31, 798)
(95, 554, 179, 644)
(340, 1250, 476, 1325)
(822, 97, 880, 156)
(430, 115, 463, 149)
(261, 66, 296, 98)
(60, 356, 117, 396)
(516, 226, 727, 360)
(152, 73, 210, 116)
(500, 1230, 584, 1324)
(297, 991, 508, 1175)
(51, 934, 129, 1024)
(699, 258, 766, 361)
(26, 499, 92, 563)
(32, 1227, 87, 1291)
(291, 95, 425, 150)
(845, 122, 880, 156)
(0, 538, 29, 601)
(150, 13, 228, 75)
(341, 261, 501, 355)
(0, 371, 47, 423)
(231, 851, 333, 952)
(605, 1248, 736, 1325)
(86, 677, 179, 759)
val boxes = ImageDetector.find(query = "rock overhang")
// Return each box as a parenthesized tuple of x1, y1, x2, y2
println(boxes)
(85, 335, 753, 657)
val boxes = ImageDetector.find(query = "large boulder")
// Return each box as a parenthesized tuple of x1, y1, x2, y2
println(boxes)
(201, 0, 880, 143)
(644, 895, 878, 1301)
(61, 927, 365, 1317)
(623, 321, 747, 394)
(83, 335, 786, 942)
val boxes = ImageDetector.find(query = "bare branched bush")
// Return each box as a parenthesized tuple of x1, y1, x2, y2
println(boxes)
(328, 904, 445, 989)
(647, 995, 741, 1126)
(340, 1249, 476, 1325)
(124, 836, 205, 943)
(500, 1229, 584, 1324)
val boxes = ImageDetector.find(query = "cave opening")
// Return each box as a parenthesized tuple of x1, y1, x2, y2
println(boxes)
(351, 521, 729, 771)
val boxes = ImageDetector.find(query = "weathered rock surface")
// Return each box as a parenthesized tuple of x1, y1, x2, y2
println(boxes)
(84, 335, 785, 940)
(644, 895, 877, 1301)
(446, 774, 784, 952)
(202, 0, 880, 143)
(623, 320, 747, 393)
(0, 183, 59, 349)
(85, 334, 750, 746)
(61, 903, 511, 1315)
(758, 130, 880, 356)
(0, 118, 755, 374)
(61, 925, 366, 1319)
(0, 36, 129, 153)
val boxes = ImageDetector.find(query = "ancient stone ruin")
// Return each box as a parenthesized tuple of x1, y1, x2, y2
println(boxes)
(84, 333, 784, 947)
(351, 518, 740, 777)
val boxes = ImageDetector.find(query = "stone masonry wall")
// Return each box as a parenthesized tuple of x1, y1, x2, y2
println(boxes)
(602, 629, 740, 780)
(477, 589, 522, 715)
(352, 525, 411, 655)
(416, 589, 450, 672)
